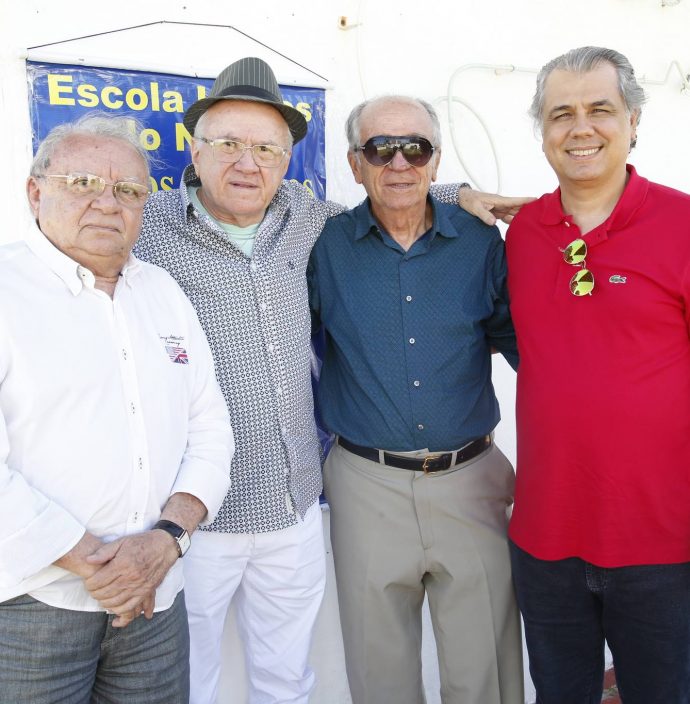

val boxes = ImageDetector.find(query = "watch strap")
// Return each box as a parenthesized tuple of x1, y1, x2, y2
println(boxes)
(153, 519, 190, 557)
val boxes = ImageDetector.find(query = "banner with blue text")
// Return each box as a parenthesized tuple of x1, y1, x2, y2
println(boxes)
(27, 61, 326, 198)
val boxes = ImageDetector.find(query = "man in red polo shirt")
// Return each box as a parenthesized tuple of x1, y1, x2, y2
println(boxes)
(506, 46, 690, 704)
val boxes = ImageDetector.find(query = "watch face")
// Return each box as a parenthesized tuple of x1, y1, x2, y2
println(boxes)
(178, 531, 191, 556)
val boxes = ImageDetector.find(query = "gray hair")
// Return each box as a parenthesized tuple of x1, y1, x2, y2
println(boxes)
(345, 95, 442, 151)
(30, 112, 151, 176)
(530, 46, 646, 147)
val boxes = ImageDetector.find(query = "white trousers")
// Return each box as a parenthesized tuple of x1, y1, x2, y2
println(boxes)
(184, 502, 326, 704)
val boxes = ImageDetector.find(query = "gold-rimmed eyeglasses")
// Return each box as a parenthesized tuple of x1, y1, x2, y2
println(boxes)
(562, 238, 595, 296)
(40, 173, 150, 209)
(196, 137, 289, 167)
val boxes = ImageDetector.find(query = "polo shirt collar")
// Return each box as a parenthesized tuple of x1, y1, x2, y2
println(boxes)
(353, 195, 459, 241)
(25, 220, 140, 296)
(539, 163, 649, 232)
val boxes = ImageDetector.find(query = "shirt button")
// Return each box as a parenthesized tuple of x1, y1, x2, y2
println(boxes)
(267, 343, 274, 353)
(250, 261, 258, 272)
(260, 302, 267, 311)
(413, 380, 420, 387)
(417, 424, 424, 430)
(564, 221, 571, 227)
(409, 338, 415, 345)
(405, 295, 413, 302)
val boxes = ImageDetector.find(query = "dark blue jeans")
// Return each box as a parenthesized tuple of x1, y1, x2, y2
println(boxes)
(510, 541, 690, 704)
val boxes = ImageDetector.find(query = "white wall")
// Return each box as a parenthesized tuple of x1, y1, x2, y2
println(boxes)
(4, 1, 690, 224)
(3, 1, 689, 702)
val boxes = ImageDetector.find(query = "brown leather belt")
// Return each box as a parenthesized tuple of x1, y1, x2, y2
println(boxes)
(337, 435, 492, 474)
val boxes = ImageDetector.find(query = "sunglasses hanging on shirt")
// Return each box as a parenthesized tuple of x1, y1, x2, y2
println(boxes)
(562, 238, 595, 296)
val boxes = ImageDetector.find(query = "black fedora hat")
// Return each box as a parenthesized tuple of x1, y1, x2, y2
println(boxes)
(183, 57, 308, 144)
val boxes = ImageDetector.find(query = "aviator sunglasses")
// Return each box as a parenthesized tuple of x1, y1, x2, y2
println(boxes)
(354, 135, 436, 167)
(562, 238, 595, 296)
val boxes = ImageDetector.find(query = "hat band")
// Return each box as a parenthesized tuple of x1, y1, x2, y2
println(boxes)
(215, 84, 285, 104)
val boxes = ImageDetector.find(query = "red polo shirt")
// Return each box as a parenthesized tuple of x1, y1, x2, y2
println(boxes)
(507, 165, 690, 567)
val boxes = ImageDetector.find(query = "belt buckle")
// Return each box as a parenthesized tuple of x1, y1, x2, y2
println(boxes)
(422, 453, 443, 474)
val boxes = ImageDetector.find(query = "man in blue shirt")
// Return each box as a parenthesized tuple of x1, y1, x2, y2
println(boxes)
(308, 96, 523, 704)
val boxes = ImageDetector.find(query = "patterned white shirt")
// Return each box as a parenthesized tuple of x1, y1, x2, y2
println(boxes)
(135, 165, 344, 533)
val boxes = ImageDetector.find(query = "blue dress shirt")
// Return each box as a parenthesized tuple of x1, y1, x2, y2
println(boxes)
(308, 196, 518, 452)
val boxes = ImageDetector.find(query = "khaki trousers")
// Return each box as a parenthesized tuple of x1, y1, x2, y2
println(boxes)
(324, 442, 524, 704)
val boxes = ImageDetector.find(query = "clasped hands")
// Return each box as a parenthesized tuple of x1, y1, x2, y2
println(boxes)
(65, 530, 179, 628)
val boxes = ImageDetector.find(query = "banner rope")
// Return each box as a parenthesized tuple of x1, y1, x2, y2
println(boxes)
(27, 20, 329, 82)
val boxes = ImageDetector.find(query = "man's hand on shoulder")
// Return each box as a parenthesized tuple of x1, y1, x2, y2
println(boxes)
(459, 187, 535, 226)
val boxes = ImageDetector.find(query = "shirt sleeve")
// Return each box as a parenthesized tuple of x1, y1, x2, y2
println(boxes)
(430, 183, 468, 206)
(483, 235, 519, 371)
(682, 256, 690, 333)
(281, 178, 347, 221)
(0, 337, 85, 586)
(168, 289, 234, 526)
(307, 247, 322, 334)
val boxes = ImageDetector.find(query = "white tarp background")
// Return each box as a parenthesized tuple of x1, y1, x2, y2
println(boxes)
(2, 1, 689, 701)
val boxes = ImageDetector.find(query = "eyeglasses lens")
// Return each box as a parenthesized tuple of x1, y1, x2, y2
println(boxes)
(50, 174, 148, 208)
(360, 137, 433, 167)
(209, 140, 285, 167)
(570, 268, 595, 296)
(563, 239, 587, 265)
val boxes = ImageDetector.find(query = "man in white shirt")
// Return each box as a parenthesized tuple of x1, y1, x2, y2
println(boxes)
(0, 113, 234, 704)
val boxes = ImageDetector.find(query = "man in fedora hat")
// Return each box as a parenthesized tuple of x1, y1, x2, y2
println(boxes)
(134, 56, 528, 704)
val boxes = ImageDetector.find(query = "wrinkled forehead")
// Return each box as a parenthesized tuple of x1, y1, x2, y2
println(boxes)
(359, 99, 434, 142)
(48, 135, 148, 180)
(200, 100, 291, 142)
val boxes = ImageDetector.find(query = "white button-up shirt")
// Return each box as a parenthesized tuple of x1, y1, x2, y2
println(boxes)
(0, 224, 234, 611)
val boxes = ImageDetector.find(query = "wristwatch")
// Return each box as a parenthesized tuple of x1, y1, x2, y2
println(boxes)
(153, 519, 191, 558)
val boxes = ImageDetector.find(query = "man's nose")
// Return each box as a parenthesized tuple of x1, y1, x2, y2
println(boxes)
(388, 148, 411, 170)
(90, 185, 120, 211)
(234, 147, 260, 171)
(570, 112, 595, 136)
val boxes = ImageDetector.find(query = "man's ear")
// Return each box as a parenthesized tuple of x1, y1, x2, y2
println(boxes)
(430, 149, 441, 182)
(347, 150, 363, 185)
(629, 109, 640, 150)
(26, 176, 42, 218)
(190, 140, 202, 179)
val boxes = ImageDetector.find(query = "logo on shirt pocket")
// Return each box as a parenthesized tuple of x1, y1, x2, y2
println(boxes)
(160, 334, 189, 364)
